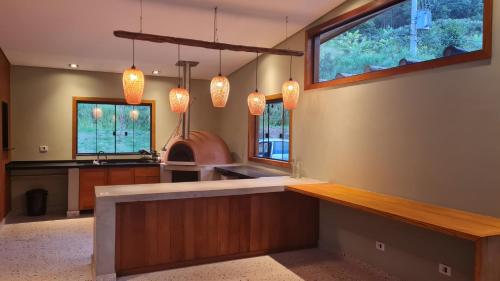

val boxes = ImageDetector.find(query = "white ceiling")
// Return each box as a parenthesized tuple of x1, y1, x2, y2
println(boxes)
(0, 0, 345, 79)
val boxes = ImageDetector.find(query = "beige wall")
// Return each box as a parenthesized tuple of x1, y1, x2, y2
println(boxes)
(217, 1, 499, 279)
(11, 66, 217, 161)
(219, 0, 500, 218)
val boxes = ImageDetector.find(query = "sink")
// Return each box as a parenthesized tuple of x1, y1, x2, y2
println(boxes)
(92, 160, 156, 166)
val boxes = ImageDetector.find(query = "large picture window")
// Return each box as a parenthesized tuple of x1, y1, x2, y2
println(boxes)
(248, 94, 292, 168)
(305, 0, 492, 90)
(72, 98, 155, 157)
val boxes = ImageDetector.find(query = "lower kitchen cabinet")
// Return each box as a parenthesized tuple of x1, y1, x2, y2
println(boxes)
(79, 168, 107, 210)
(108, 168, 135, 185)
(134, 176, 160, 184)
(134, 167, 160, 184)
(79, 166, 160, 210)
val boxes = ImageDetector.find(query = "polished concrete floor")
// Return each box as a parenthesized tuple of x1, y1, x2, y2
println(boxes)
(0, 216, 400, 281)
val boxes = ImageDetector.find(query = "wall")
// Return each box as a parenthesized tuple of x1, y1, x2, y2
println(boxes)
(220, 0, 500, 218)
(9, 169, 68, 216)
(217, 0, 499, 279)
(10, 66, 217, 161)
(0, 49, 11, 220)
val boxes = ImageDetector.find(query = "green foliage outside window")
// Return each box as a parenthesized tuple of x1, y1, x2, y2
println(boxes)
(77, 102, 151, 154)
(319, 0, 484, 81)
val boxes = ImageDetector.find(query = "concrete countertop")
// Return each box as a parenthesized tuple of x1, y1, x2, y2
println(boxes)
(214, 165, 289, 179)
(95, 176, 323, 204)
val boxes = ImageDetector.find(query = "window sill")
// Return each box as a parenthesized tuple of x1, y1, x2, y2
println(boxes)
(248, 156, 291, 169)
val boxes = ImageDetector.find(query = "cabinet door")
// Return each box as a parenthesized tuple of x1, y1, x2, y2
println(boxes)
(134, 167, 160, 177)
(134, 176, 160, 184)
(108, 167, 135, 185)
(79, 168, 107, 210)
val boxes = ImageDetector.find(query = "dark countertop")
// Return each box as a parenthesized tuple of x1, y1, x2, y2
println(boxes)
(214, 165, 289, 179)
(6, 160, 160, 171)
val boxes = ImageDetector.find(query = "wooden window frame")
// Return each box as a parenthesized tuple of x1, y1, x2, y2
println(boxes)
(72, 97, 156, 159)
(248, 94, 292, 168)
(304, 0, 493, 91)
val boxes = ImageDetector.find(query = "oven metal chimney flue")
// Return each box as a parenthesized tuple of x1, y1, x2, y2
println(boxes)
(175, 60, 199, 140)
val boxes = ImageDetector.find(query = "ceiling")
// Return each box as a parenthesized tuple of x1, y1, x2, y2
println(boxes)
(0, 0, 345, 79)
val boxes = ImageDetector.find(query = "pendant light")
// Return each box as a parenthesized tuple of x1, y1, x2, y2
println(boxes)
(122, 0, 145, 105)
(129, 109, 140, 121)
(169, 45, 190, 113)
(92, 107, 103, 120)
(210, 7, 230, 108)
(247, 53, 266, 116)
(281, 16, 300, 110)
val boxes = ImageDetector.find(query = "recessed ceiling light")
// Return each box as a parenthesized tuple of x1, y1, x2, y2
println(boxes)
(152, 70, 160, 75)
(69, 63, 79, 69)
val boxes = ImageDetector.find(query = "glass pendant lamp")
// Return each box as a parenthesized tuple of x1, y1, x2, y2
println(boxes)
(122, 57, 145, 105)
(247, 53, 266, 115)
(281, 16, 300, 110)
(122, 0, 145, 105)
(210, 7, 230, 107)
(169, 45, 190, 113)
(210, 51, 230, 107)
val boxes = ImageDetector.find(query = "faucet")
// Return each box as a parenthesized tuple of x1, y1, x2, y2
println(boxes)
(95, 151, 107, 165)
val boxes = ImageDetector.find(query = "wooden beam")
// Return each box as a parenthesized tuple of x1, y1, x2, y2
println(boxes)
(114, 30, 304, 57)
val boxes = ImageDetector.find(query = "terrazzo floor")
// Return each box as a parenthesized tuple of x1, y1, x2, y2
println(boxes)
(0, 216, 401, 281)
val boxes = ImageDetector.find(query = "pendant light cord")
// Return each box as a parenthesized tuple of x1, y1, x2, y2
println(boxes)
(255, 53, 259, 92)
(285, 16, 292, 80)
(140, 0, 143, 33)
(214, 7, 222, 76)
(219, 50, 222, 75)
(177, 44, 181, 87)
(213, 7, 218, 43)
(132, 0, 143, 69)
(132, 40, 135, 68)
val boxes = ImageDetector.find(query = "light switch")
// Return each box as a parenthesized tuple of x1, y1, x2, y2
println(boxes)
(39, 145, 49, 153)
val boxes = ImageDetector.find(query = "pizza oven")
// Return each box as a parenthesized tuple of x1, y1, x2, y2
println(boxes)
(162, 131, 232, 182)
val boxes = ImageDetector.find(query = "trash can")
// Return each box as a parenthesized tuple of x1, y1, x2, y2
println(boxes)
(26, 189, 48, 216)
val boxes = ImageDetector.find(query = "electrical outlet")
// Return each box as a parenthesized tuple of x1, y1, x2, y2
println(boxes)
(39, 145, 49, 153)
(439, 264, 452, 277)
(375, 241, 385, 251)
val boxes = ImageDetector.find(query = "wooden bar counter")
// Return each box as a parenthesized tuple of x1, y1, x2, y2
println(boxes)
(287, 183, 500, 281)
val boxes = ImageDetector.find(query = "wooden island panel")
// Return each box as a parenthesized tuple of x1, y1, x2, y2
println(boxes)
(115, 191, 318, 276)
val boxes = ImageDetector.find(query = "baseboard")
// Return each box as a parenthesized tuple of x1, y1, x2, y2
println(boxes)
(66, 210, 80, 218)
(320, 248, 401, 281)
(95, 273, 116, 281)
(92, 255, 116, 281)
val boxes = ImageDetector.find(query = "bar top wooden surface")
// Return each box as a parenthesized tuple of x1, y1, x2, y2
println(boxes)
(287, 183, 500, 241)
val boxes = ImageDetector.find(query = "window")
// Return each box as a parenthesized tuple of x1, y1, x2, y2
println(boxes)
(72, 98, 155, 157)
(248, 94, 292, 168)
(305, 0, 492, 90)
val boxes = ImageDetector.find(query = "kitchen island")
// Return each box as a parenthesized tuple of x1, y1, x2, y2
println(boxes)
(93, 176, 323, 281)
